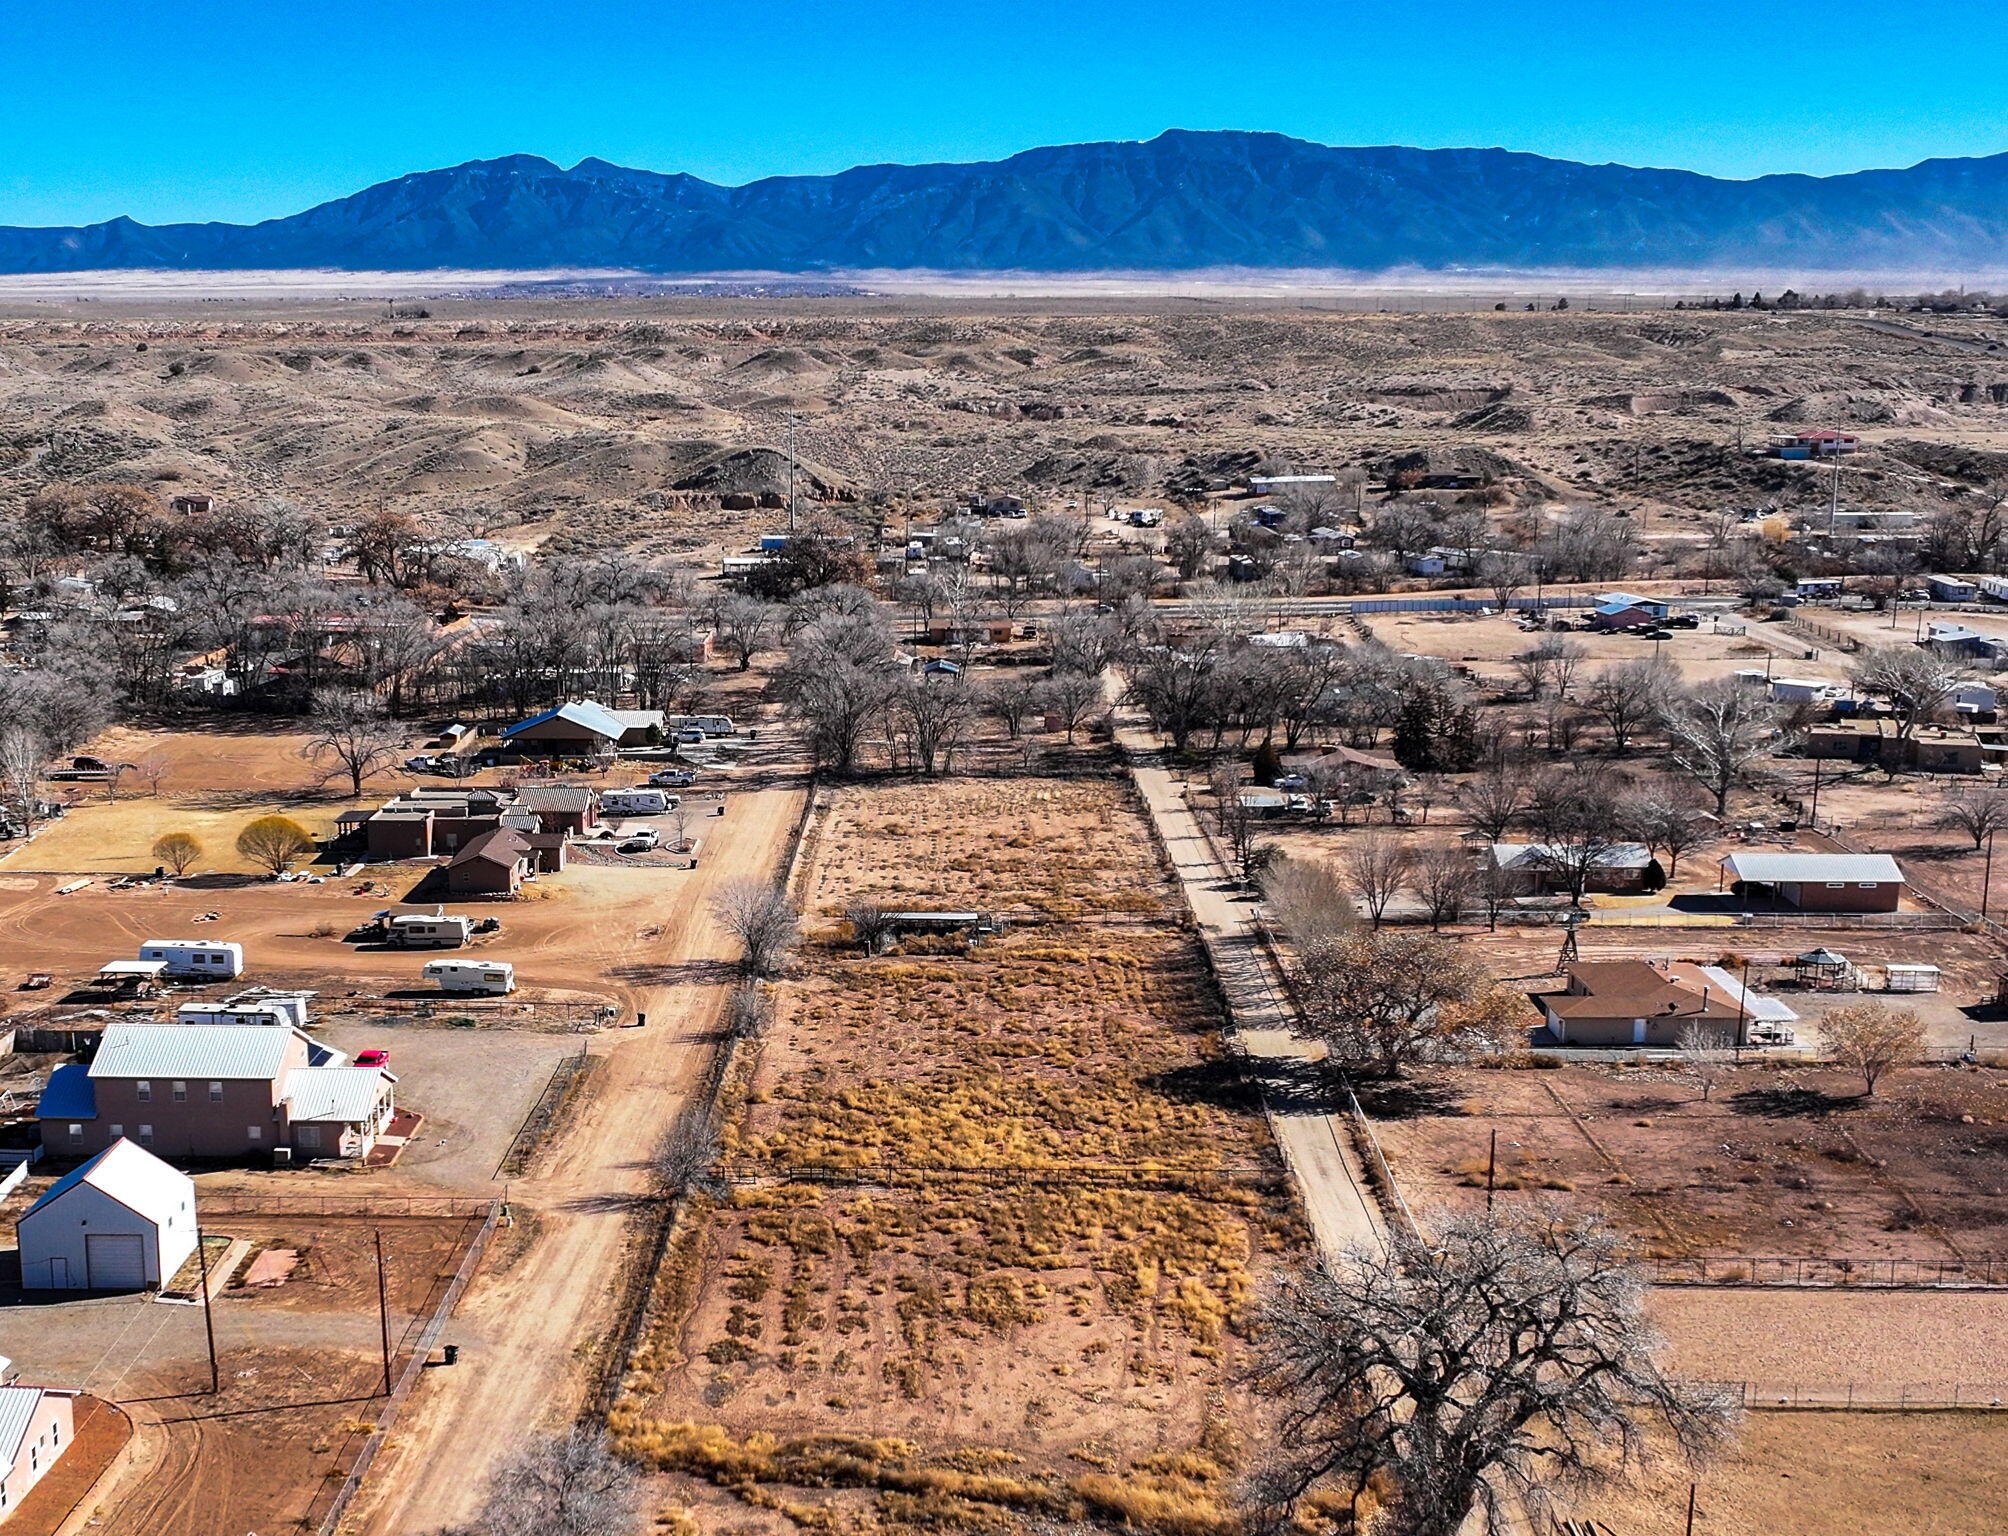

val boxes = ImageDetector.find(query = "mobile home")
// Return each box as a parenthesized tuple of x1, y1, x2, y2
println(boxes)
(421, 959, 516, 995)
(600, 789, 673, 817)
(138, 939, 245, 980)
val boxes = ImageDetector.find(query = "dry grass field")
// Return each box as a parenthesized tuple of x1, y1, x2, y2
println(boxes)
(609, 777, 1301, 1536)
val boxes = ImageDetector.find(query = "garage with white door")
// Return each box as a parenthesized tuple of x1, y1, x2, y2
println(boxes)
(17, 1138, 198, 1292)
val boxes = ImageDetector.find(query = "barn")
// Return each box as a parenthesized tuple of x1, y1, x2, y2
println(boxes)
(17, 1138, 198, 1291)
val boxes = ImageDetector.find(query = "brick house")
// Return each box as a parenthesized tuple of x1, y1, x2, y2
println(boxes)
(446, 829, 534, 897)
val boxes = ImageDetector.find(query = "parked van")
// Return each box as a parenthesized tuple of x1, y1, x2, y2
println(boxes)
(383, 913, 473, 949)
(138, 939, 245, 979)
(421, 959, 516, 995)
(601, 789, 673, 817)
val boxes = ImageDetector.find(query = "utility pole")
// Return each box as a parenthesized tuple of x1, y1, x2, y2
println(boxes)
(1686, 1482, 1699, 1536)
(1809, 755, 1824, 832)
(1985, 830, 1996, 922)
(374, 1229, 393, 1397)
(785, 417, 800, 536)
(1828, 446, 1842, 535)
(197, 1225, 219, 1395)
(1485, 1129, 1498, 1212)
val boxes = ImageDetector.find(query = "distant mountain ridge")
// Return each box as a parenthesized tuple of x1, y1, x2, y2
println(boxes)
(7, 130, 2008, 274)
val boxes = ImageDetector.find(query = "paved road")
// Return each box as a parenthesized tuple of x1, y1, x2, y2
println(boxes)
(1115, 712, 1389, 1260)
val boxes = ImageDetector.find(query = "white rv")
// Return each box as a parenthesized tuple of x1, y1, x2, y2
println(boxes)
(600, 788, 673, 817)
(382, 913, 474, 949)
(422, 959, 516, 995)
(138, 939, 245, 980)
(175, 988, 312, 1028)
(666, 714, 736, 737)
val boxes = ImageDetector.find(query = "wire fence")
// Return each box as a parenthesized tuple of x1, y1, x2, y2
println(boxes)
(197, 1193, 497, 1219)
(1696, 1380, 2008, 1411)
(310, 1199, 504, 1536)
(1646, 1254, 2008, 1289)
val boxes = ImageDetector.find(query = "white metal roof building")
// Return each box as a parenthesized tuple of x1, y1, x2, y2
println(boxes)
(18, 1138, 197, 1290)
(1719, 851, 1906, 913)
(87, 1024, 300, 1081)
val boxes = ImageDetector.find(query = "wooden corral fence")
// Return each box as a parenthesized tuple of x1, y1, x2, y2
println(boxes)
(198, 1193, 496, 1219)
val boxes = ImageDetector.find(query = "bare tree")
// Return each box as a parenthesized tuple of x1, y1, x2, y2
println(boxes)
(1675, 1021, 1736, 1101)
(980, 671, 1043, 740)
(1345, 831, 1414, 928)
(1258, 853, 1354, 947)
(710, 879, 801, 978)
(1209, 763, 1270, 885)
(1526, 770, 1632, 906)
(1453, 762, 1526, 843)
(1620, 783, 1713, 879)
(845, 900, 897, 955)
(1819, 1000, 1925, 1096)
(1512, 635, 1586, 701)
(887, 675, 975, 776)
(1412, 841, 1477, 929)
(1037, 669, 1105, 743)
(1456, 764, 1533, 843)
(1849, 645, 1968, 742)
(442, 1428, 641, 1536)
(235, 814, 316, 875)
(0, 727, 48, 838)
(1247, 1214, 1736, 1536)
(1292, 929, 1503, 1076)
(1164, 510, 1219, 581)
(1665, 677, 1786, 815)
(722, 979, 773, 1041)
(303, 688, 406, 798)
(1936, 781, 2008, 850)
(1584, 659, 1676, 754)
(152, 831, 201, 877)
(712, 593, 782, 672)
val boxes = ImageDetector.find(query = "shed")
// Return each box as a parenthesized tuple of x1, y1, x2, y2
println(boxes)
(1884, 963, 1942, 994)
(17, 1138, 197, 1290)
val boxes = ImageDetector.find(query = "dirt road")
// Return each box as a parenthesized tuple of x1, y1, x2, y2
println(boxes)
(348, 778, 806, 1536)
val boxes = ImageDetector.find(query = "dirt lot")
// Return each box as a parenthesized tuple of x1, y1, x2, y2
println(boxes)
(1579, 1412, 2008, 1536)
(1360, 607, 1856, 694)
(1373, 1060, 2008, 1263)
(0, 1214, 484, 1536)
(610, 776, 1299, 1535)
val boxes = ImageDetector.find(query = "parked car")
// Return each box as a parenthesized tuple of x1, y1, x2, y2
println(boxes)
(620, 833, 659, 853)
(674, 729, 706, 744)
(1640, 628, 1674, 640)
(404, 754, 436, 771)
(356, 1049, 391, 1068)
(647, 768, 697, 787)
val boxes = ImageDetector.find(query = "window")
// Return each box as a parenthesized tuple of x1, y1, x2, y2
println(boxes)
(1826, 881, 1846, 889)
(1858, 882, 1878, 889)
(67, 1123, 82, 1139)
(172, 1081, 187, 1102)
(137, 1125, 153, 1145)
(247, 1125, 262, 1142)
(136, 1080, 152, 1102)
(298, 1124, 321, 1149)
(109, 1124, 123, 1138)
(209, 1081, 224, 1101)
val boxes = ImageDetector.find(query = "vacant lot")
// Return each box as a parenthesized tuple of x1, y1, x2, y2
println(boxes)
(611, 777, 1298, 1535)
(1374, 1060, 2008, 1263)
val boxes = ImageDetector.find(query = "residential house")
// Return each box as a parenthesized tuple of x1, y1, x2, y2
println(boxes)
(501, 700, 666, 758)
(1929, 575, 1980, 602)
(447, 829, 535, 897)
(1921, 621, 2008, 662)
(1489, 842, 1661, 897)
(35, 1024, 394, 1162)
(1538, 960, 1797, 1047)
(17, 1136, 198, 1289)
(1588, 592, 1671, 632)
(0, 1384, 79, 1514)
(1719, 851, 1906, 912)
(342, 784, 595, 860)
(1801, 722, 1986, 774)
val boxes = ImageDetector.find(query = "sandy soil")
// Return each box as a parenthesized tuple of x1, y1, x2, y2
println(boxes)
(1581, 1413, 2008, 1536)
(1374, 1061, 2008, 1262)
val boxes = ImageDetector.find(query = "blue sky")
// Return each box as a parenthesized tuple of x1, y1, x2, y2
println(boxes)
(4, 0, 2003, 227)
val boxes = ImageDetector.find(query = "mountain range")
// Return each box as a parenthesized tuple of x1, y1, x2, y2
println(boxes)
(6, 130, 2008, 276)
